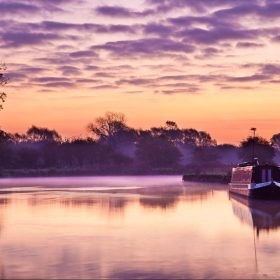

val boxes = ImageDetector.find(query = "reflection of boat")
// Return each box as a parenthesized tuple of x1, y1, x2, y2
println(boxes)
(229, 159, 280, 199)
(230, 193, 280, 234)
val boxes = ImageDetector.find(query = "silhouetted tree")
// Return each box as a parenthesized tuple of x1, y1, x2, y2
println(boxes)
(191, 146, 221, 169)
(0, 64, 7, 110)
(181, 129, 216, 146)
(87, 112, 130, 143)
(26, 126, 61, 142)
(4, 112, 279, 176)
(216, 144, 239, 166)
(0, 130, 14, 170)
(0, 130, 12, 143)
(136, 136, 182, 171)
(151, 121, 182, 143)
(239, 136, 275, 164)
(149, 121, 216, 147)
(271, 133, 280, 151)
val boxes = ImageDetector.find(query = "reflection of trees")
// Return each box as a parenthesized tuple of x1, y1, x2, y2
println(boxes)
(0, 197, 10, 235)
(138, 184, 214, 210)
(139, 196, 178, 210)
(0, 196, 9, 279)
(27, 194, 129, 217)
(181, 183, 215, 203)
(230, 193, 280, 235)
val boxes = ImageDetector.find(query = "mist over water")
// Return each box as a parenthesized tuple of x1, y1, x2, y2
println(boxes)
(0, 176, 279, 279)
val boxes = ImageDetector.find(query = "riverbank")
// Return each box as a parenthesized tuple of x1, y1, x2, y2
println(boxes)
(0, 168, 232, 182)
(182, 173, 230, 183)
(0, 168, 184, 178)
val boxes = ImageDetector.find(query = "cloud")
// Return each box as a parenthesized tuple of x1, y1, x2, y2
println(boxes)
(2, 0, 280, 97)
(197, 47, 221, 59)
(147, 0, 262, 13)
(43, 82, 75, 88)
(143, 23, 174, 36)
(32, 77, 70, 83)
(0, 2, 39, 15)
(39, 21, 137, 34)
(94, 72, 115, 78)
(93, 38, 194, 57)
(159, 87, 200, 94)
(272, 35, 280, 42)
(0, 0, 83, 15)
(58, 66, 81, 76)
(236, 42, 265, 48)
(214, 2, 280, 19)
(0, 32, 62, 47)
(95, 5, 154, 18)
(219, 85, 257, 90)
(116, 78, 153, 86)
(226, 74, 268, 82)
(169, 15, 226, 28)
(178, 27, 259, 44)
(90, 84, 119, 90)
(260, 64, 280, 76)
(69, 50, 98, 59)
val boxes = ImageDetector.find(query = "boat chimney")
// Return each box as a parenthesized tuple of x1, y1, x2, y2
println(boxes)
(253, 158, 259, 166)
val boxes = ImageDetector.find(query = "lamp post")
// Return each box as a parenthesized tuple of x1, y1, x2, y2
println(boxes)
(251, 128, 256, 161)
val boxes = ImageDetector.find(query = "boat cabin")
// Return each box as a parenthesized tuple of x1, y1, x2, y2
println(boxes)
(229, 159, 280, 198)
(231, 164, 280, 185)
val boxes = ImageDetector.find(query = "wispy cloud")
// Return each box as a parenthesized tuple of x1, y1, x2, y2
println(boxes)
(3, 0, 280, 95)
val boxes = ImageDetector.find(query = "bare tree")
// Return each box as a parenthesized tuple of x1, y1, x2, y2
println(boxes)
(87, 112, 128, 142)
(0, 64, 7, 110)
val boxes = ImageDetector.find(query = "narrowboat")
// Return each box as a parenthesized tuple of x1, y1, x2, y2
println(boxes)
(229, 158, 280, 199)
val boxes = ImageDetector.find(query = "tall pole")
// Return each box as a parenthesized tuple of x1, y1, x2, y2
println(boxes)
(251, 128, 256, 162)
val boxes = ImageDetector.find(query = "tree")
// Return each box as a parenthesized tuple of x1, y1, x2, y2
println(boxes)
(26, 126, 61, 142)
(239, 136, 275, 164)
(216, 144, 239, 165)
(182, 129, 216, 146)
(191, 146, 221, 169)
(271, 133, 280, 151)
(136, 136, 182, 171)
(87, 112, 130, 143)
(0, 130, 13, 143)
(0, 64, 7, 110)
(150, 121, 182, 143)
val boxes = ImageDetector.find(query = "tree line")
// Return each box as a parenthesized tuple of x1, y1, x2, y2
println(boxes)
(0, 112, 280, 177)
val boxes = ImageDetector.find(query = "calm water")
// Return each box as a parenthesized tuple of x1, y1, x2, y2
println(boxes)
(0, 176, 279, 279)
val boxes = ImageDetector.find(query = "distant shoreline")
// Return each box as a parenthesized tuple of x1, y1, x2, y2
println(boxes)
(182, 173, 230, 184)
(0, 168, 184, 179)
(0, 168, 230, 183)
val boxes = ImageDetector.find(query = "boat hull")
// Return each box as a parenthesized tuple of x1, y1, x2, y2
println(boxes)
(229, 182, 280, 199)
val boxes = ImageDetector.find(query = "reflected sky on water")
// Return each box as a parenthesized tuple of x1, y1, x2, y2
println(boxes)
(0, 176, 279, 279)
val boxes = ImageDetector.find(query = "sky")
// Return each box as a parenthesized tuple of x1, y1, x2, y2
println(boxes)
(1, 0, 280, 144)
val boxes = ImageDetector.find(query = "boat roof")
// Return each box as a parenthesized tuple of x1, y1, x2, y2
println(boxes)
(237, 158, 279, 168)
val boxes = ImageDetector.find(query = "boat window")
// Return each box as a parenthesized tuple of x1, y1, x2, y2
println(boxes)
(267, 169, 272, 181)
(262, 169, 266, 183)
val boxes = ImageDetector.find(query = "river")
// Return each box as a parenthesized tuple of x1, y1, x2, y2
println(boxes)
(0, 176, 278, 279)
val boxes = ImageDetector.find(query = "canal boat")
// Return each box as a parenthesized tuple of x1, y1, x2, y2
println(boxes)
(229, 158, 280, 199)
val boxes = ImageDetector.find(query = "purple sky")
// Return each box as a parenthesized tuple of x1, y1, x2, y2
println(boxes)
(1, 0, 280, 143)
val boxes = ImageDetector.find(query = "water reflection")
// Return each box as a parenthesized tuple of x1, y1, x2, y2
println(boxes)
(230, 193, 280, 235)
(0, 176, 279, 278)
